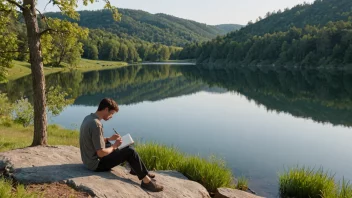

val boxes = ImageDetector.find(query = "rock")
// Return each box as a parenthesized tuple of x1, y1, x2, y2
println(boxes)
(214, 188, 265, 198)
(0, 146, 210, 198)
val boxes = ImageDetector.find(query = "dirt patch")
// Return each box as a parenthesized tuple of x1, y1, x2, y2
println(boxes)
(26, 182, 91, 198)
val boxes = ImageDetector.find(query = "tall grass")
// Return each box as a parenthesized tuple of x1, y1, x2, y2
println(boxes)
(135, 143, 184, 171)
(279, 166, 352, 198)
(135, 142, 235, 192)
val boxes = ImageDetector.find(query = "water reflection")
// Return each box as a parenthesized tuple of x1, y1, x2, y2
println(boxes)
(1, 64, 352, 127)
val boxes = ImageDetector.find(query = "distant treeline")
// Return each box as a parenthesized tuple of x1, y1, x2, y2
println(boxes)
(178, 0, 352, 68)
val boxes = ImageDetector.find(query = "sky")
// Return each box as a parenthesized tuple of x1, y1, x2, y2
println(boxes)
(37, 0, 316, 25)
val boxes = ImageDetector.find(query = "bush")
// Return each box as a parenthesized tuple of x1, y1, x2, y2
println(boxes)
(12, 98, 33, 127)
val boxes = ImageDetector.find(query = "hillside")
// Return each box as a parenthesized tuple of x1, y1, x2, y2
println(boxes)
(180, 0, 352, 67)
(45, 9, 242, 46)
(214, 24, 243, 34)
(225, 0, 352, 42)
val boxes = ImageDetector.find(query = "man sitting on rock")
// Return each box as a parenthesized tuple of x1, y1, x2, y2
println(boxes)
(79, 98, 164, 192)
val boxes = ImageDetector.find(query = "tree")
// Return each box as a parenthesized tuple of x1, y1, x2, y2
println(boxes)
(0, 4, 18, 82)
(83, 43, 99, 60)
(159, 46, 170, 61)
(41, 18, 88, 67)
(0, 0, 120, 146)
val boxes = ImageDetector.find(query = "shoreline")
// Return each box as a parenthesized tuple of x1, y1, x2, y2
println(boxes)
(4, 59, 196, 82)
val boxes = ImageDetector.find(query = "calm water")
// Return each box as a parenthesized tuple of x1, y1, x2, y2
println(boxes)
(2, 64, 352, 197)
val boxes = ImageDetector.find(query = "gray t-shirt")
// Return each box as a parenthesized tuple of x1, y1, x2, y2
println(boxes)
(79, 113, 105, 170)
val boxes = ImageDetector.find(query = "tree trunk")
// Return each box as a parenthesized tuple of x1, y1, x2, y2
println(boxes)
(22, 0, 48, 146)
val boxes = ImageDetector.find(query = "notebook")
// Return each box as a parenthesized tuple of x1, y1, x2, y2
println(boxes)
(118, 133, 135, 150)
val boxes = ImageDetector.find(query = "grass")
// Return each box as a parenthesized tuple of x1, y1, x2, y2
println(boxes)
(68, 59, 128, 72)
(6, 59, 128, 81)
(0, 177, 41, 198)
(135, 143, 235, 193)
(0, 119, 79, 152)
(279, 166, 352, 198)
(236, 176, 249, 191)
(6, 61, 63, 81)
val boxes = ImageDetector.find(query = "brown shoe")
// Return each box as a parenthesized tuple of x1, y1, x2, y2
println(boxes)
(130, 169, 155, 178)
(141, 180, 164, 192)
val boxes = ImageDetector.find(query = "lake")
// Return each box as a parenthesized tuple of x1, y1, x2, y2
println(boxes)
(2, 64, 352, 197)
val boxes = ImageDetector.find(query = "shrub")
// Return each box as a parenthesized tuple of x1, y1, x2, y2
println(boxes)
(12, 98, 33, 127)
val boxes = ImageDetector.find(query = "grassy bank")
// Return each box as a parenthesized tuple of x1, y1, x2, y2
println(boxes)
(1, 119, 351, 197)
(0, 119, 238, 195)
(6, 59, 128, 81)
(135, 143, 234, 192)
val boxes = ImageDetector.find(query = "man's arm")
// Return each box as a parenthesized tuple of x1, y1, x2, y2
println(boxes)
(96, 146, 117, 158)
(97, 138, 122, 158)
(104, 133, 120, 143)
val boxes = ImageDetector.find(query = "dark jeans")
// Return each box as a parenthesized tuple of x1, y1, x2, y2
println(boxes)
(95, 146, 149, 180)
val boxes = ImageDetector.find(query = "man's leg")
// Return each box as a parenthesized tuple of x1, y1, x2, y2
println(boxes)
(96, 146, 163, 192)
(96, 146, 148, 179)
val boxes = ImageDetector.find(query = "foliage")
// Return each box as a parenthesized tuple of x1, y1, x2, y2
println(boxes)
(40, 18, 89, 67)
(0, 93, 12, 117)
(179, 0, 352, 67)
(46, 9, 242, 46)
(83, 29, 182, 62)
(12, 98, 33, 127)
(0, 2, 18, 82)
(279, 166, 352, 198)
(46, 86, 74, 117)
(135, 143, 234, 193)
(9, 85, 72, 127)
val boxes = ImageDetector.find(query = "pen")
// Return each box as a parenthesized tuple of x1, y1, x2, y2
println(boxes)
(113, 128, 120, 136)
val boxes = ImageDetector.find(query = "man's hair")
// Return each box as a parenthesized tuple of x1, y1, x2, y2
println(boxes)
(97, 98, 119, 112)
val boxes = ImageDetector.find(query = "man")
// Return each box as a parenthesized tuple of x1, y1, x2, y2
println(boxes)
(79, 98, 163, 192)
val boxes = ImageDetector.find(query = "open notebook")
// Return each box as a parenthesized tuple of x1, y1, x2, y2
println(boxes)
(118, 133, 135, 150)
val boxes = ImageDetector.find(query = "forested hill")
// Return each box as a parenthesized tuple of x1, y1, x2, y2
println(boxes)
(214, 24, 243, 34)
(45, 9, 243, 46)
(180, 0, 352, 67)
(225, 0, 352, 42)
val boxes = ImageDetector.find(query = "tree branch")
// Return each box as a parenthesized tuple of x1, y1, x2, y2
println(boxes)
(44, 0, 53, 12)
(5, 0, 24, 11)
(36, 8, 52, 35)
(39, 28, 55, 36)
(36, 8, 45, 19)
